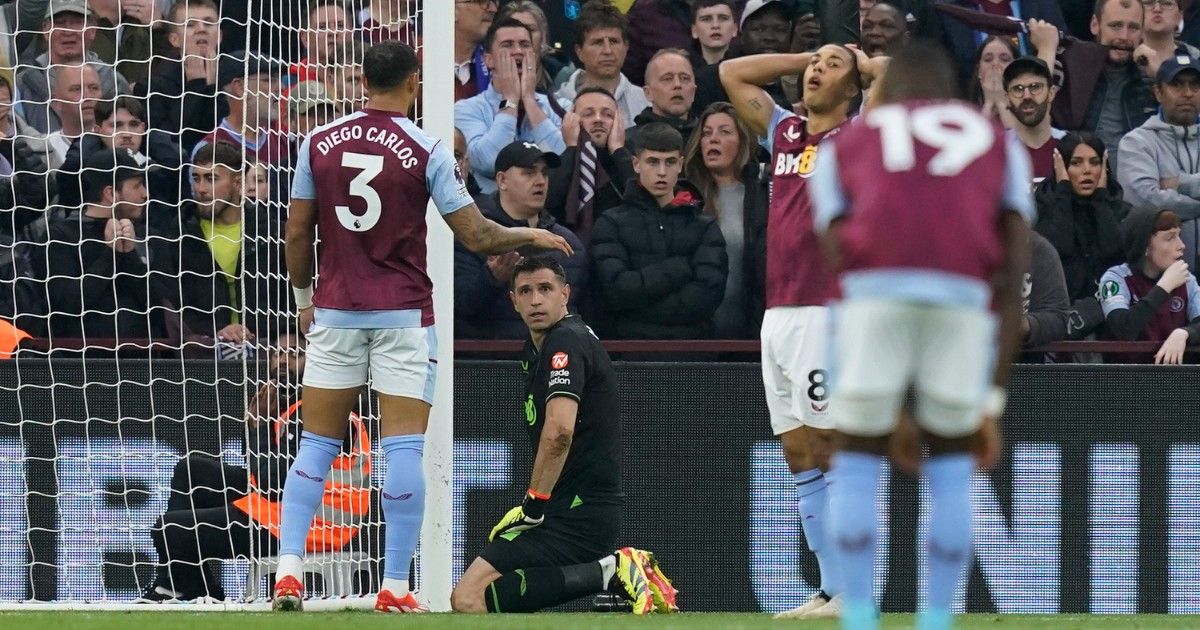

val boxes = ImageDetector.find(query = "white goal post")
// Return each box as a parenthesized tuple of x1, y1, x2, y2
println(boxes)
(0, 0, 454, 610)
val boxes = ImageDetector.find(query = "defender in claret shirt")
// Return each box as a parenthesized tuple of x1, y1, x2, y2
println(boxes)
(811, 41, 1032, 630)
(719, 43, 887, 620)
(451, 257, 678, 616)
(276, 40, 572, 614)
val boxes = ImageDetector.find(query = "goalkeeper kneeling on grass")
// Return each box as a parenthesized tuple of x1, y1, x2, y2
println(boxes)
(451, 257, 678, 615)
(141, 332, 370, 602)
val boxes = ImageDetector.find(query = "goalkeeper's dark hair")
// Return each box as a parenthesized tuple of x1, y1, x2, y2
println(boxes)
(192, 141, 243, 172)
(363, 40, 419, 92)
(95, 96, 146, 126)
(510, 256, 568, 290)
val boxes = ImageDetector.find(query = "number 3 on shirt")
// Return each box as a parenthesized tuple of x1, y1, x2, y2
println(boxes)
(335, 152, 384, 231)
(867, 103, 993, 176)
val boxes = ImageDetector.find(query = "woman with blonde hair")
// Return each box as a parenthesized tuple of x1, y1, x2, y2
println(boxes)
(682, 101, 767, 338)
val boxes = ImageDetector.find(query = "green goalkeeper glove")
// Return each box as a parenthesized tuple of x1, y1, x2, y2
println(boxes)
(488, 491, 548, 541)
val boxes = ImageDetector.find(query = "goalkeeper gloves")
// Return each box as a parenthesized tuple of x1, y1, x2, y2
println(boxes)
(488, 490, 549, 541)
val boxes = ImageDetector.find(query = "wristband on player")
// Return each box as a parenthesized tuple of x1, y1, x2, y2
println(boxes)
(293, 285, 314, 310)
(982, 386, 1006, 418)
(523, 489, 549, 519)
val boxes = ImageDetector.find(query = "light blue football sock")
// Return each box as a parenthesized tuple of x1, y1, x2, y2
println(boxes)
(922, 453, 974, 626)
(828, 451, 883, 629)
(795, 468, 835, 595)
(380, 434, 426, 582)
(278, 431, 342, 557)
(917, 608, 955, 630)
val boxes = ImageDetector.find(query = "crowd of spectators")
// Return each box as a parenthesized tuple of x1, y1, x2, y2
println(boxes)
(2, 0, 1200, 362)
(0, 0, 395, 355)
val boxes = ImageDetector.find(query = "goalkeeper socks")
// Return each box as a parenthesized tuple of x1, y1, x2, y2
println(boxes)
(922, 453, 975, 619)
(278, 431, 342, 560)
(795, 468, 835, 594)
(828, 451, 883, 622)
(484, 563, 604, 613)
(599, 553, 616, 585)
(380, 434, 426, 585)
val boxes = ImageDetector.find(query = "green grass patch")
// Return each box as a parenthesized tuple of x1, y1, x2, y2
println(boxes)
(1, 612, 1198, 630)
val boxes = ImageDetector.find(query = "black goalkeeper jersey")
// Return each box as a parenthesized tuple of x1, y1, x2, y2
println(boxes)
(520, 315, 622, 510)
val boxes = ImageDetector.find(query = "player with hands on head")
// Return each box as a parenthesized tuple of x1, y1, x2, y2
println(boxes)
(276, 40, 570, 614)
(452, 257, 678, 616)
(811, 41, 1034, 630)
(719, 41, 885, 620)
(1099, 207, 1200, 364)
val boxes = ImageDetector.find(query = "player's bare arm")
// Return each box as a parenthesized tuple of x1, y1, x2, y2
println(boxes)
(719, 53, 814, 136)
(285, 198, 319, 332)
(488, 397, 578, 541)
(443, 203, 574, 256)
(528, 397, 578, 497)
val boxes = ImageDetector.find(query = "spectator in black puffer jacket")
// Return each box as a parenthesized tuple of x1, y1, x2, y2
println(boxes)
(591, 122, 727, 339)
(455, 141, 588, 339)
(1034, 131, 1128, 337)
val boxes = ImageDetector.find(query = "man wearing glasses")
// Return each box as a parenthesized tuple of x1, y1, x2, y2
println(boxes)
(1003, 56, 1063, 182)
(456, 0, 499, 102)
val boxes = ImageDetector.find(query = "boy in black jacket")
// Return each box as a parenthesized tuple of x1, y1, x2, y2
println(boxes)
(590, 122, 727, 339)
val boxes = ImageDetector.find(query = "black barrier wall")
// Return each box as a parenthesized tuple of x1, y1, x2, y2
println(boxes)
(1, 360, 1200, 612)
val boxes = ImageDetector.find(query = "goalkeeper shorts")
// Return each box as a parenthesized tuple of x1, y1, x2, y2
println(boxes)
(478, 501, 621, 574)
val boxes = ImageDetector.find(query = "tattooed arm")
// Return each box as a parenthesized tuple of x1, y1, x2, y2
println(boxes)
(719, 53, 814, 136)
(442, 203, 574, 256)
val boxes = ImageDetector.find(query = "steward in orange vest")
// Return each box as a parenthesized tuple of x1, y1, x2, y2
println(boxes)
(143, 390, 371, 602)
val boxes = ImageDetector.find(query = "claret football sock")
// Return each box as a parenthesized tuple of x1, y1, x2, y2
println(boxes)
(795, 468, 835, 594)
(923, 453, 974, 618)
(279, 431, 342, 561)
(380, 434, 426, 587)
(484, 563, 604, 613)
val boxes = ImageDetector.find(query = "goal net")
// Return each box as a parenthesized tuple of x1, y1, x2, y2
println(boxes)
(0, 0, 453, 609)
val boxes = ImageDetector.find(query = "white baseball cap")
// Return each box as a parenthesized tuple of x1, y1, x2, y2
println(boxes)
(740, 0, 788, 29)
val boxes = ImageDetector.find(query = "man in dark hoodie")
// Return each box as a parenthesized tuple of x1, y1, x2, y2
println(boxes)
(456, 141, 588, 339)
(590, 122, 727, 339)
(1100, 207, 1200, 363)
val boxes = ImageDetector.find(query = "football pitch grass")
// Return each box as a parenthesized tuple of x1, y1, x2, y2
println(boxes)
(2, 612, 1199, 629)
